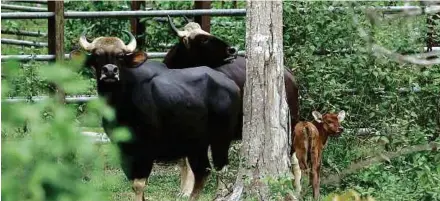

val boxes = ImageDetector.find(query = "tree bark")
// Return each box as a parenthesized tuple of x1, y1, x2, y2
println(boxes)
(218, 1, 291, 200)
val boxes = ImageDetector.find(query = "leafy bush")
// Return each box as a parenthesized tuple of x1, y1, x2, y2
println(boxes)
(1, 60, 122, 201)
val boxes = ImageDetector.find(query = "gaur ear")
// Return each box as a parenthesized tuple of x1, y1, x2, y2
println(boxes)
(312, 111, 323, 123)
(338, 110, 346, 122)
(130, 50, 148, 67)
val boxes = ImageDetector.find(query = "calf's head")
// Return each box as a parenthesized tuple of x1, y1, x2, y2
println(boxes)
(312, 110, 346, 136)
(167, 16, 237, 67)
(70, 29, 147, 83)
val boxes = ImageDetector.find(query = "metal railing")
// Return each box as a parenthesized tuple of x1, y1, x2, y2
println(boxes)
(1, 38, 48, 47)
(3, 6, 437, 20)
(2, 3, 437, 106)
(1, 85, 427, 104)
(1, 29, 47, 37)
(1, 51, 246, 62)
(3, 0, 48, 4)
(1, 9, 247, 19)
(1, 4, 47, 12)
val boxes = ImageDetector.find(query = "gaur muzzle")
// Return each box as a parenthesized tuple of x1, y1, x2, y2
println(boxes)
(100, 64, 120, 82)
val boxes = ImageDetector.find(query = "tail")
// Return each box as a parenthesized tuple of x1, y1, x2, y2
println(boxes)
(303, 126, 310, 161)
(305, 125, 317, 171)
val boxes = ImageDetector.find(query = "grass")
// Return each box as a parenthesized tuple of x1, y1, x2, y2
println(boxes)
(78, 143, 219, 201)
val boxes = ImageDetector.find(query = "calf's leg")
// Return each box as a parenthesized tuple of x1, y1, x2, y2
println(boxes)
(310, 150, 322, 200)
(178, 157, 195, 197)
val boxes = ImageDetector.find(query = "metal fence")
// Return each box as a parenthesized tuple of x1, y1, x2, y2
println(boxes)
(2, 3, 438, 104)
(2, 2, 438, 140)
(1, 1, 246, 103)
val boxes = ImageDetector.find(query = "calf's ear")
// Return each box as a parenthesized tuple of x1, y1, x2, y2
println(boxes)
(338, 110, 346, 122)
(129, 50, 148, 67)
(312, 111, 323, 123)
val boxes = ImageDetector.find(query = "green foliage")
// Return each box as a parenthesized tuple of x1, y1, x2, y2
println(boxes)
(2, 1, 439, 200)
(282, 1, 440, 200)
(325, 190, 375, 201)
(64, 1, 131, 51)
(1, 60, 117, 201)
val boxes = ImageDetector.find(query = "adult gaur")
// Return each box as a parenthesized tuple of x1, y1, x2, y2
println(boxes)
(70, 29, 241, 201)
(163, 16, 300, 197)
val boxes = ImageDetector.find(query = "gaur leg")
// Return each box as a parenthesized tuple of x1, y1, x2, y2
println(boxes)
(214, 165, 230, 198)
(118, 143, 153, 201)
(210, 140, 232, 196)
(178, 157, 195, 197)
(132, 178, 147, 201)
(129, 160, 153, 201)
(187, 146, 211, 201)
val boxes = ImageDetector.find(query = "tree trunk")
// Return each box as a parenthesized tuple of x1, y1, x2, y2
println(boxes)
(218, 1, 291, 200)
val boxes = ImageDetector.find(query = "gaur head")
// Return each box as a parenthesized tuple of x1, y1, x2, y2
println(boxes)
(69, 29, 147, 83)
(312, 110, 346, 136)
(166, 16, 237, 67)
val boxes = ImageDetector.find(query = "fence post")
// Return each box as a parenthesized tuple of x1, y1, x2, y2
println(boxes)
(131, 1, 146, 49)
(194, 0, 211, 32)
(47, 0, 65, 103)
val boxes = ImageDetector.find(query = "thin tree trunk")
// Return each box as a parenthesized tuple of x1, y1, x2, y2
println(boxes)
(217, 1, 291, 200)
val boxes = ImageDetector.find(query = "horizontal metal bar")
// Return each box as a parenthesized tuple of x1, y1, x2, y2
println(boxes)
(64, 9, 246, 19)
(1, 29, 47, 37)
(1, 38, 48, 47)
(4, 0, 48, 4)
(298, 5, 423, 13)
(1, 54, 57, 61)
(1, 11, 54, 19)
(2, 95, 98, 103)
(82, 127, 377, 144)
(2, 6, 432, 20)
(153, 17, 244, 26)
(1, 51, 246, 62)
(337, 87, 423, 94)
(82, 131, 110, 144)
(1, 4, 47, 12)
(2, 84, 431, 104)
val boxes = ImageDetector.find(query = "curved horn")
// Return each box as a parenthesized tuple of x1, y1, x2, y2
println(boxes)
(167, 15, 188, 38)
(123, 30, 137, 52)
(79, 29, 94, 51)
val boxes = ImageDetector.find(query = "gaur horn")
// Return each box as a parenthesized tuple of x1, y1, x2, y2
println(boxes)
(79, 29, 94, 51)
(167, 15, 188, 38)
(123, 30, 137, 52)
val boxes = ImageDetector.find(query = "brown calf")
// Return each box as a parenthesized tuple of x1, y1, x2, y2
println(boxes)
(291, 110, 346, 200)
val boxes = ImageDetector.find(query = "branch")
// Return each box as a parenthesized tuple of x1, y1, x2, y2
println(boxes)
(357, 8, 440, 66)
(372, 44, 440, 66)
(321, 142, 439, 186)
